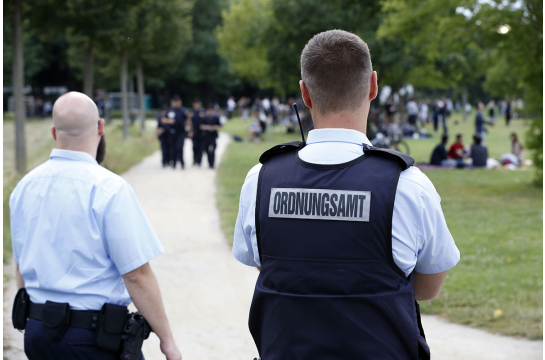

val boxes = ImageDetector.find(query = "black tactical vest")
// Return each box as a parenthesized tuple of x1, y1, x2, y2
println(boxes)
(249, 141, 429, 360)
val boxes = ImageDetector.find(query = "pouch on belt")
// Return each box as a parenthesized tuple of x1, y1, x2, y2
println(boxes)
(95, 303, 129, 352)
(42, 301, 71, 342)
(12, 288, 30, 330)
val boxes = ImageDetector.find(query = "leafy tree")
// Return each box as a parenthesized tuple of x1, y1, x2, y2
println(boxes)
(216, 0, 271, 85)
(378, 0, 489, 121)
(171, 0, 237, 106)
(127, 0, 193, 132)
(28, 0, 145, 97)
(218, 0, 415, 95)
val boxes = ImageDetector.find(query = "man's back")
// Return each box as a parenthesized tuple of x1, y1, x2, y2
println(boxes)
(470, 144, 488, 167)
(430, 143, 447, 165)
(10, 149, 163, 310)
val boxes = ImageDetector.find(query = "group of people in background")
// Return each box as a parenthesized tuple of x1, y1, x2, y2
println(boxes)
(156, 96, 221, 169)
(429, 131, 523, 168)
(232, 96, 310, 142)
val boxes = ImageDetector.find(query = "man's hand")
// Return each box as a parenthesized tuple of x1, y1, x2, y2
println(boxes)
(160, 337, 182, 360)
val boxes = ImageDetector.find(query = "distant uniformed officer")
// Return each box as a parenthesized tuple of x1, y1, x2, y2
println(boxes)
(157, 106, 174, 167)
(200, 107, 222, 169)
(167, 96, 189, 169)
(10, 92, 181, 360)
(233, 30, 460, 360)
(190, 99, 205, 166)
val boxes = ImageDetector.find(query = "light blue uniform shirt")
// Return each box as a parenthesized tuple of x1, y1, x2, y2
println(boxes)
(233, 129, 460, 276)
(10, 149, 164, 310)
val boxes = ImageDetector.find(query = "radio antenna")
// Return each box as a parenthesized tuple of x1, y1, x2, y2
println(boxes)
(293, 103, 306, 143)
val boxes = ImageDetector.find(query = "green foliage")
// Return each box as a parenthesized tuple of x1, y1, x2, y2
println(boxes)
(2, 17, 55, 86)
(482, 52, 523, 99)
(174, 0, 239, 103)
(218, 0, 413, 93)
(378, 0, 487, 89)
(216, 0, 272, 84)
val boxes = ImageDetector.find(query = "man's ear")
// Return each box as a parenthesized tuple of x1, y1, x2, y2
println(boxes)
(369, 71, 378, 101)
(98, 118, 105, 136)
(299, 80, 312, 109)
(50, 126, 57, 141)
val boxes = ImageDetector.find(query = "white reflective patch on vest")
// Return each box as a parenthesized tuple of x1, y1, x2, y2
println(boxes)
(268, 188, 371, 222)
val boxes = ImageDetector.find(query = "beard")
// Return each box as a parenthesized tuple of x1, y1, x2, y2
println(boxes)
(96, 135, 106, 164)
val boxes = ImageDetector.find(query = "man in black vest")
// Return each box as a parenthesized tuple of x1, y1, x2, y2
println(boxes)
(233, 30, 460, 360)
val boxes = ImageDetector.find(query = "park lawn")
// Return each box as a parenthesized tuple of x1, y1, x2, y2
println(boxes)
(216, 115, 542, 339)
(3, 118, 160, 262)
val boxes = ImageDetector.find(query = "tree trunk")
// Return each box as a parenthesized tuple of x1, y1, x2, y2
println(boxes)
(121, 51, 129, 140)
(136, 61, 146, 134)
(83, 43, 94, 98)
(128, 75, 135, 125)
(462, 85, 468, 122)
(104, 93, 112, 123)
(13, 0, 26, 174)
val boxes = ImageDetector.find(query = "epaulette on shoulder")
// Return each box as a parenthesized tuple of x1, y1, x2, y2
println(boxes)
(259, 141, 305, 164)
(362, 144, 414, 170)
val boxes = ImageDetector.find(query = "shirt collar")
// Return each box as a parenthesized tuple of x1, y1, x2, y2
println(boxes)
(50, 149, 98, 165)
(306, 128, 372, 146)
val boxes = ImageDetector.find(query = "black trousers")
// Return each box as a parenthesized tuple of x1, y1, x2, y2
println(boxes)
(193, 135, 203, 165)
(24, 319, 144, 360)
(174, 133, 186, 168)
(202, 136, 217, 168)
(160, 134, 174, 165)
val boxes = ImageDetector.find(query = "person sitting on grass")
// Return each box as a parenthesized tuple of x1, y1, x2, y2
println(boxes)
(470, 134, 488, 168)
(247, 111, 267, 142)
(429, 135, 448, 166)
(448, 134, 468, 166)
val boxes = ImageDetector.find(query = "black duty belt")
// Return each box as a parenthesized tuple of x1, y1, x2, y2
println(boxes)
(29, 301, 100, 331)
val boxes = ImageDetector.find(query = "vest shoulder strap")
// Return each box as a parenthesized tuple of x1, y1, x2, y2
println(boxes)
(362, 144, 414, 170)
(259, 141, 305, 164)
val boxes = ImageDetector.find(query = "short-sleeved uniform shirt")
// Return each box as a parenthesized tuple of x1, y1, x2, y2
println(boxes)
(233, 129, 460, 276)
(10, 149, 164, 310)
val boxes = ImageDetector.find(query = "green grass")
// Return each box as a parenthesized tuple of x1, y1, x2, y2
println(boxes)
(216, 114, 542, 339)
(3, 121, 159, 262)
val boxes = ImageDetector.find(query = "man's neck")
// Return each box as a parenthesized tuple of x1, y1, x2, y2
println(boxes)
(311, 109, 368, 134)
(55, 143, 96, 159)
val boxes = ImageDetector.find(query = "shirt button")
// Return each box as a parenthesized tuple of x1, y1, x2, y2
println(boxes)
(92, 316, 98, 321)
(91, 323, 97, 330)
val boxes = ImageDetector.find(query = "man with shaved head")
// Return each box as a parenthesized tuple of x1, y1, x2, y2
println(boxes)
(10, 92, 181, 360)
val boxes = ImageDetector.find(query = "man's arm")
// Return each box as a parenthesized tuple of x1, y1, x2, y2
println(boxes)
(123, 263, 181, 360)
(15, 264, 24, 289)
(413, 271, 447, 301)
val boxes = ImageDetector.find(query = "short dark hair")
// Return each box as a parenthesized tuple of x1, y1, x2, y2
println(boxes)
(473, 134, 482, 145)
(442, 135, 449, 143)
(456, 134, 463, 140)
(301, 30, 373, 115)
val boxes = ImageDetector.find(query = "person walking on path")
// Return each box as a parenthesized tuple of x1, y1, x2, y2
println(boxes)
(9, 92, 181, 360)
(233, 30, 459, 360)
(190, 99, 205, 167)
(201, 106, 222, 169)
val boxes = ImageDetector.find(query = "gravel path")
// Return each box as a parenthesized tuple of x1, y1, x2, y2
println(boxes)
(2, 132, 542, 359)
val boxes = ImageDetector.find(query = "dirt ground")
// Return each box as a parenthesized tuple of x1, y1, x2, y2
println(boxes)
(2, 132, 542, 359)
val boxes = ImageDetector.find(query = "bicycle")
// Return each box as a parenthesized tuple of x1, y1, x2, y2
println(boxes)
(370, 132, 411, 155)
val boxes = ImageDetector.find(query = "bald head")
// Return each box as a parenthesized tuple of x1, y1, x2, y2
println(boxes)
(52, 92, 99, 138)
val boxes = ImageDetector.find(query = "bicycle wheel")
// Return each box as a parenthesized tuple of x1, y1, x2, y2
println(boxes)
(393, 140, 410, 155)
